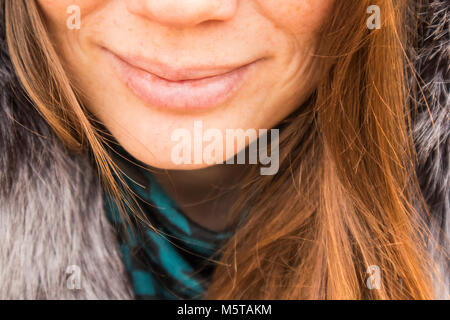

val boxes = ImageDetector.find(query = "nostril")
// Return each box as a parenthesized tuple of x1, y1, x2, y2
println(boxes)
(125, 0, 238, 28)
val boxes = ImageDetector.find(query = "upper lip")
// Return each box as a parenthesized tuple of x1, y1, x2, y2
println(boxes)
(104, 47, 253, 82)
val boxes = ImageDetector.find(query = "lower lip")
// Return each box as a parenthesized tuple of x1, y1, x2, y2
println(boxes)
(105, 50, 255, 111)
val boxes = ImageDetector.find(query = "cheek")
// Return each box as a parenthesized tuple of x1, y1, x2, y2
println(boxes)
(255, 0, 334, 34)
(37, 0, 105, 24)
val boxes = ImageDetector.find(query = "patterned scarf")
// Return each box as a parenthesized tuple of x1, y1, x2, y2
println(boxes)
(103, 149, 233, 299)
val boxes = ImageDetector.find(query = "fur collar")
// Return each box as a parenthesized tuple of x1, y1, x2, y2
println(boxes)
(0, 3, 133, 299)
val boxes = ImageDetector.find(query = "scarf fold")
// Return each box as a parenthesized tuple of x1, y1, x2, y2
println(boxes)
(103, 148, 232, 299)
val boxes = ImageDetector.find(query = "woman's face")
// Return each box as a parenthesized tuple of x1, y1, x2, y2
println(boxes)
(37, 0, 333, 169)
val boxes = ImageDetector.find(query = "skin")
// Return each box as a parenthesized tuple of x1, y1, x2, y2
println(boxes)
(37, 0, 334, 231)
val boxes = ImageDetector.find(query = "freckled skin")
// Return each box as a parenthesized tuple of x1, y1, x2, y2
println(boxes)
(37, 0, 334, 169)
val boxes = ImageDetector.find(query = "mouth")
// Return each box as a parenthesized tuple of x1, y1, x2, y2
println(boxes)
(103, 48, 258, 111)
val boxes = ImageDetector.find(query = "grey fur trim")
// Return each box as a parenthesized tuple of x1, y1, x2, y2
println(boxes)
(0, 3, 133, 299)
(411, 0, 449, 298)
(0, 143, 133, 299)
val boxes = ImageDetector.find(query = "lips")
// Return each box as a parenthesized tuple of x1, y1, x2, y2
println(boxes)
(104, 48, 256, 111)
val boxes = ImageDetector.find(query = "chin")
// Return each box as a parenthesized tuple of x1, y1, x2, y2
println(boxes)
(120, 146, 226, 171)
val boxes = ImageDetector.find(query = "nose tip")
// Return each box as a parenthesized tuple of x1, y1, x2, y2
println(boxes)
(126, 0, 238, 28)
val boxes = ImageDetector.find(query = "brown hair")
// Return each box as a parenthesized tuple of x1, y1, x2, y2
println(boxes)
(5, 0, 445, 299)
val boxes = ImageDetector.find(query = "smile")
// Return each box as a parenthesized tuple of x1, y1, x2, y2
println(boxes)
(104, 48, 258, 111)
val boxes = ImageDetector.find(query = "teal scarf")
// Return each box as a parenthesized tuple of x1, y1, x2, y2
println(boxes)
(103, 150, 232, 299)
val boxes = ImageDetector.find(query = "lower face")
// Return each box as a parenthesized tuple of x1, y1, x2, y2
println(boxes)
(37, 0, 334, 169)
